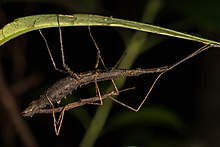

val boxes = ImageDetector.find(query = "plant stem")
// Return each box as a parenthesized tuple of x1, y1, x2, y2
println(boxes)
(79, 1, 163, 147)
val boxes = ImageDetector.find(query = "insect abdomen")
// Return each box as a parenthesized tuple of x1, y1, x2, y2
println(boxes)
(44, 76, 78, 103)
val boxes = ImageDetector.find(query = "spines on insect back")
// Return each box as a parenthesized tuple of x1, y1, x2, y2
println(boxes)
(44, 76, 78, 103)
(22, 76, 78, 117)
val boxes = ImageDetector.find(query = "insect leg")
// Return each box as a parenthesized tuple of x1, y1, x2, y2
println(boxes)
(39, 30, 68, 74)
(113, 51, 127, 69)
(108, 72, 165, 112)
(46, 94, 65, 135)
(45, 95, 58, 134)
(88, 27, 105, 105)
(94, 74, 103, 105)
(88, 27, 119, 103)
(57, 15, 79, 78)
(55, 106, 66, 135)
(88, 27, 107, 69)
(110, 51, 128, 94)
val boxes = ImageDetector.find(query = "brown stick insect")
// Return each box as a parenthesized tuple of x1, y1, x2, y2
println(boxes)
(22, 14, 214, 135)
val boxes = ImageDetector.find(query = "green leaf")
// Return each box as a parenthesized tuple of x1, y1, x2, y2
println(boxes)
(1, 14, 220, 47)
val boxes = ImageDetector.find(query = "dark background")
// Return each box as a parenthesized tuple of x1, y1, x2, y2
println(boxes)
(0, 0, 220, 147)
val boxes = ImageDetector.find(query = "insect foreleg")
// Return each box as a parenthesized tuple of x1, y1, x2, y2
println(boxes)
(55, 106, 66, 136)
(56, 15, 79, 78)
(46, 94, 65, 136)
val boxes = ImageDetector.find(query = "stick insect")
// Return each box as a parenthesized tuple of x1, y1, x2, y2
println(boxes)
(22, 15, 214, 135)
(22, 15, 128, 135)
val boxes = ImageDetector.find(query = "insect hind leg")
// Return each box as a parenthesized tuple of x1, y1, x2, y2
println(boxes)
(109, 71, 165, 112)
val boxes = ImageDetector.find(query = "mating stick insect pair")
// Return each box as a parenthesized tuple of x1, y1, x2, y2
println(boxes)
(22, 14, 213, 135)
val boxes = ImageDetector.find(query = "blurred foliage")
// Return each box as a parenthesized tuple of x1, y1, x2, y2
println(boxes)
(170, 0, 220, 28)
